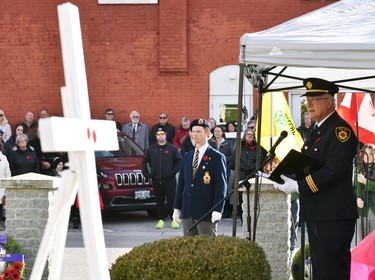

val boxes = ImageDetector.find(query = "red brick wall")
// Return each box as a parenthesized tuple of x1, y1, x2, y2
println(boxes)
(0, 0, 334, 130)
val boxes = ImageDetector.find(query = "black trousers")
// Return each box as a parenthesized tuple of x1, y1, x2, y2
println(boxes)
(307, 219, 356, 280)
(154, 178, 176, 220)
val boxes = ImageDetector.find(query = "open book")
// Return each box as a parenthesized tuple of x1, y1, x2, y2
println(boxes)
(266, 149, 324, 184)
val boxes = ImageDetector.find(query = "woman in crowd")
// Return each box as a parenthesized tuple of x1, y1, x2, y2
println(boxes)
(8, 134, 39, 176)
(209, 125, 235, 217)
(4, 124, 24, 158)
(356, 143, 375, 240)
(225, 120, 237, 149)
(239, 128, 266, 181)
(0, 110, 11, 143)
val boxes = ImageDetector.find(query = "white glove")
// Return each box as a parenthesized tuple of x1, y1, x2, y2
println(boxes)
(211, 211, 222, 223)
(274, 175, 299, 194)
(172, 209, 181, 223)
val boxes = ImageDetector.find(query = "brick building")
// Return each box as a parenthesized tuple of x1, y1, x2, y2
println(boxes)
(0, 0, 334, 129)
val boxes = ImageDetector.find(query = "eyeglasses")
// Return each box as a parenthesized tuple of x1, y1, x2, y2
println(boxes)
(106, 113, 113, 115)
(159, 117, 167, 119)
(303, 97, 330, 105)
(132, 116, 140, 118)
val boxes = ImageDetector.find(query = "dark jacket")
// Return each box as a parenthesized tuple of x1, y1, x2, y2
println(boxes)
(208, 138, 235, 171)
(298, 111, 358, 222)
(142, 143, 182, 184)
(239, 140, 266, 180)
(9, 146, 40, 176)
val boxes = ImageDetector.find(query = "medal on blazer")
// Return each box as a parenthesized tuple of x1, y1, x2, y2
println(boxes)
(203, 172, 211, 184)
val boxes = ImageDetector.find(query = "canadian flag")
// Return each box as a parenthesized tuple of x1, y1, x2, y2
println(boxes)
(337, 93, 375, 145)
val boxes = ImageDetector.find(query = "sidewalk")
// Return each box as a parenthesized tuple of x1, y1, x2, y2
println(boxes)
(60, 248, 132, 280)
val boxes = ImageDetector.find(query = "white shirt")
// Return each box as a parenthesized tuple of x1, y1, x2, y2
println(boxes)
(193, 143, 209, 167)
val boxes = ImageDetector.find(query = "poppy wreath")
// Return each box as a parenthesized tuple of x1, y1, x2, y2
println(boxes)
(0, 235, 25, 280)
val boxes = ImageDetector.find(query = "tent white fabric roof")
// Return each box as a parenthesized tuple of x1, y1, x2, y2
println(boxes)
(239, 0, 375, 91)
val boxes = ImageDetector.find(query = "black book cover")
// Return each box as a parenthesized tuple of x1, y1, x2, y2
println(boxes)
(268, 149, 324, 184)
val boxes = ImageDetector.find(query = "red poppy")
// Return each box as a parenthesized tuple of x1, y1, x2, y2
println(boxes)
(12, 262, 23, 272)
(203, 156, 208, 160)
(12, 272, 20, 280)
(165, 150, 169, 154)
(26, 156, 32, 160)
(2, 270, 10, 278)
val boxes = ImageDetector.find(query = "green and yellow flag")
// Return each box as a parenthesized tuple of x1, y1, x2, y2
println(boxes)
(258, 92, 304, 160)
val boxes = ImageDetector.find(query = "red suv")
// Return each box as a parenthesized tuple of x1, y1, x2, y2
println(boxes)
(95, 132, 157, 216)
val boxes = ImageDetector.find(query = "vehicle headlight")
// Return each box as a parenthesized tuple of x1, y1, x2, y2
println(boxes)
(99, 184, 111, 190)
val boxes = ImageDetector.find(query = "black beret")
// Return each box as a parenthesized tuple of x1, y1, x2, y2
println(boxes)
(301, 78, 339, 97)
(189, 118, 211, 131)
(156, 126, 166, 134)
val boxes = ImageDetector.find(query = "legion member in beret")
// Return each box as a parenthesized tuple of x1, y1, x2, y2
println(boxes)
(173, 118, 227, 236)
(275, 78, 358, 279)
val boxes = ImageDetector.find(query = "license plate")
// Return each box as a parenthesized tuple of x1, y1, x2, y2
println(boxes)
(134, 190, 150, 200)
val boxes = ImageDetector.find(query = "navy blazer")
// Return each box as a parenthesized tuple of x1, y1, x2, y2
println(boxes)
(174, 145, 227, 221)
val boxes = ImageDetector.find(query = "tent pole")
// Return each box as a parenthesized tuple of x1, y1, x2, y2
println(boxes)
(252, 79, 264, 241)
(232, 63, 245, 237)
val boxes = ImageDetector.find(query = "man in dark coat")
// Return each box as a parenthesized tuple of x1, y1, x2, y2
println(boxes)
(173, 118, 227, 236)
(150, 112, 175, 145)
(142, 126, 182, 230)
(275, 78, 358, 280)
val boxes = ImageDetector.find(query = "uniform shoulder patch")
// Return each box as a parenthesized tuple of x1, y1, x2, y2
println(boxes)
(335, 127, 351, 143)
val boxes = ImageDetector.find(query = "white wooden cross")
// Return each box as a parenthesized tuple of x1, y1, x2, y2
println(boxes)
(30, 3, 118, 280)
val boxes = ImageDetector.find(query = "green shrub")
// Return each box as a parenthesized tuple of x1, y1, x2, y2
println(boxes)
(110, 235, 271, 280)
(291, 243, 311, 280)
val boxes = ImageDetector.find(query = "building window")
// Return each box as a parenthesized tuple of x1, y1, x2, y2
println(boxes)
(98, 0, 157, 4)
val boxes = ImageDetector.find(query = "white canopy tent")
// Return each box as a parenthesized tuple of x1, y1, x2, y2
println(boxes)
(232, 0, 375, 243)
(239, 0, 375, 92)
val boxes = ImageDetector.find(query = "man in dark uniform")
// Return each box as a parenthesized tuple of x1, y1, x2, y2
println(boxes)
(275, 78, 358, 280)
(173, 118, 227, 236)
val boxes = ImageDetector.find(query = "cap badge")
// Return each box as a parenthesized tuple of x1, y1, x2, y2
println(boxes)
(306, 81, 313, 89)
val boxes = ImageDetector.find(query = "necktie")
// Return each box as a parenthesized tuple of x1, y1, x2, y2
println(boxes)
(192, 149, 199, 179)
(132, 125, 136, 139)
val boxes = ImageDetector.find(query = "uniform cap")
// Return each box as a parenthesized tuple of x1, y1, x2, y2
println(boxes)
(301, 78, 339, 97)
(189, 118, 211, 131)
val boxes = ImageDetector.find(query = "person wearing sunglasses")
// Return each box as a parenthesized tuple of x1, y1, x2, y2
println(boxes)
(104, 108, 122, 131)
(122, 111, 149, 150)
(150, 112, 175, 145)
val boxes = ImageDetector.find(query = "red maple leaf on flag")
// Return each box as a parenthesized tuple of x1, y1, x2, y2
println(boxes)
(337, 93, 375, 145)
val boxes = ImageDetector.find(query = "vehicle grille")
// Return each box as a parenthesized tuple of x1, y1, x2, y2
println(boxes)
(114, 172, 151, 187)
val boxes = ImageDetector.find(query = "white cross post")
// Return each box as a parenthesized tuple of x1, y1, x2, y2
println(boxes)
(30, 3, 118, 279)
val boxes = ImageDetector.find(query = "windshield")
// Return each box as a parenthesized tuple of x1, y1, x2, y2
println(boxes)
(95, 135, 144, 158)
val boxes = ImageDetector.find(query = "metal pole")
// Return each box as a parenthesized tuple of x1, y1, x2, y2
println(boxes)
(232, 63, 245, 237)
